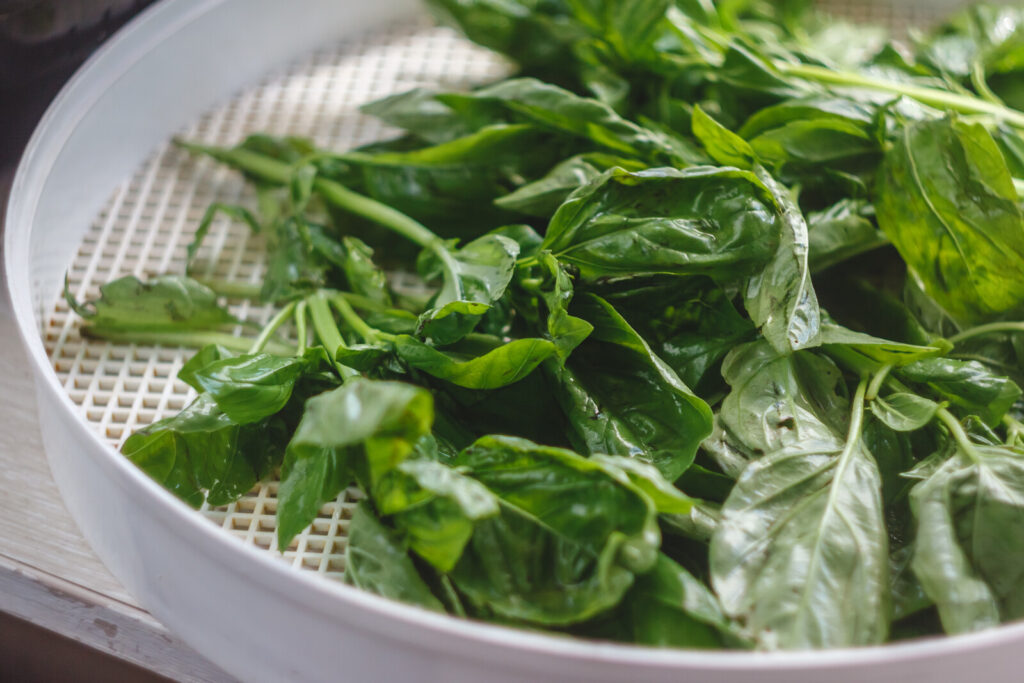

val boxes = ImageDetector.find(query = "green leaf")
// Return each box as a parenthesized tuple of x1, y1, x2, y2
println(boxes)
(718, 40, 809, 100)
(661, 500, 721, 544)
(495, 153, 644, 217)
(876, 117, 1024, 324)
(67, 275, 235, 335)
(190, 348, 330, 424)
(739, 97, 875, 139)
(691, 104, 757, 168)
(416, 301, 491, 346)
(374, 458, 500, 572)
(394, 334, 557, 389)
(277, 379, 434, 549)
(602, 278, 756, 392)
(710, 386, 890, 649)
(743, 166, 821, 353)
(177, 344, 236, 391)
(896, 357, 1022, 427)
(590, 454, 694, 514)
(807, 199, 888, 273)
(418, 233, 520, 345)
(337, 237, 392, 306)
(533, 252, 593, 361)
(551, 294, 713, 482)
(186, 203, 261, 268)
(870, 393, 941, 432)
(890, 543, 933, 622)
(440, 78, 687, 164)
(541, 166, 780, 283)
(343, 124, 573, 236)
(344, 502, 446, 612)
(122, 395, 284, 508)
(819, 322, 951, 367)
(567, 0, 670, 60)
(625, 554, 750, 649)
(448, 435, 661, 625)
(425, 1, 583, 79)
(709, 341, 849, 473)
(260, 218, 333, 303)
(738, 97, 877, 170)
(334, 344, 390, 373)
(910, 443, 1024, 634)
(360, 88, 476, 144)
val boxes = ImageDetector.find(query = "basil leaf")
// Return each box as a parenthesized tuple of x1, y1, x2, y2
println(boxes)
(67, 275, 235, 335)
(876, 117, 1024, 324)
(344, 502, 446, 612)
(191, 348, 330, 424)
(910, 443, 1024, 634)
(277, 379, 434, 549)
(440, 78, 687, 163)
(625, 554, 751, 649)
(122, 395, 284, 508)
(711, 386, 889, 649)
(374, 458, 500, 572)
(897, 357, 1022, 427)
(449, 435, 661, 625)
(743, 166, 822, 353)
(541, 166, 780, 283)
(551, 294, 713, 482)
(418, 233, 520, 345)
(394, 334, 557, 389)
(870, 393, 941, 432)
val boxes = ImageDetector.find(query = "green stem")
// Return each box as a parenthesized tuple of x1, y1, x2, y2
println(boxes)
(823, 344, 880, 377)
(970, 60, 1005, 107)
(1004, 415, 1024, 447)
(335, 291, 419, 321)
(949, 322, 1024, 345)
(841, 378, 870, 457)
(194, 278, 263, 300)
(82, 329, 291, 356)
(306, 292, 358, 379)
(779, 63, 1024, 129)
(1014, 178, 1024, 196)
(176, 141, 444, 251)
(337, 291, 395, 313)
(866, 364, 894, 402)
(249, 301, 296, 354)
(313, 177, 440, 249)
(329, 293, 396, 344)
(936, 408, 984, 463)
(295, 300, 308, 356)
(178, 141, 463, 301)
(1004, 414, 1024, 435)
(517, 277, 544, 293)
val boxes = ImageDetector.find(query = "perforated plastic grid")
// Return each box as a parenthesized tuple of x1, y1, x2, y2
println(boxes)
(44, 2, 952, 581)
(818, 0, 962, 32)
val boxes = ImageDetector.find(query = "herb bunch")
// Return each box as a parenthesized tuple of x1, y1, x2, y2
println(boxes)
(68, 1, 1024, 650)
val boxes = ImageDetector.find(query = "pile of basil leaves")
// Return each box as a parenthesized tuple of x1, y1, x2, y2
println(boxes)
(68, 0, 1024, 650)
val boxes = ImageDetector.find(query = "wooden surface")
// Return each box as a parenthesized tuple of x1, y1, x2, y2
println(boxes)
(0, 175, 236, 682)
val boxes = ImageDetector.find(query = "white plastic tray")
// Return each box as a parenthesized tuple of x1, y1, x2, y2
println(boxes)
(8, 1, 1024, 682)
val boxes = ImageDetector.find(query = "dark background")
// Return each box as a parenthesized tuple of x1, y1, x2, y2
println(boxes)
(1, 2, 177, 681)
(1, 0, 156, 169)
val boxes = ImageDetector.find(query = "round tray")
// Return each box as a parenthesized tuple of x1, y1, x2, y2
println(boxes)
(7, 1, 1024, 681)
